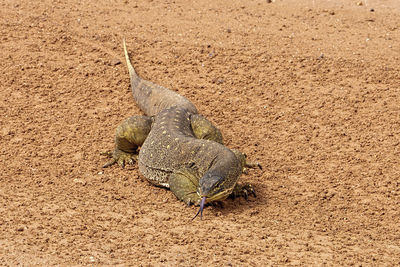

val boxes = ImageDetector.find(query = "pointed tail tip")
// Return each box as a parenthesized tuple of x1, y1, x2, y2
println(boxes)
(122, 38, 137, 77)
(122, 38, 127, 53)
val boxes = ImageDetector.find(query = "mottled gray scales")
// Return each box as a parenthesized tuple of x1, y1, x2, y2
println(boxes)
(105, 40, 258, 211)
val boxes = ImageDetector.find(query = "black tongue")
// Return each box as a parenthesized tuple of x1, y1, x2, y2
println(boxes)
(192, 197, 206, 220)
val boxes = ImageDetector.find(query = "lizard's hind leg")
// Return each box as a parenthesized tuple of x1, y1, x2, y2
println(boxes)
(102, 115, 153, 168)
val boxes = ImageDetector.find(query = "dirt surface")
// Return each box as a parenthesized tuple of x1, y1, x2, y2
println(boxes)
(1, 0, 400, 265)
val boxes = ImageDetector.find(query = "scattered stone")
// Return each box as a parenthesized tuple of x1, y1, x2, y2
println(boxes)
(73, 178, 87, 185)
(110, 58, 121, 66)
(212, 78, 225, 84)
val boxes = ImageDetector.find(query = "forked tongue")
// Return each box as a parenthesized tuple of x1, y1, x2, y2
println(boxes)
(192, 196, 206, 220)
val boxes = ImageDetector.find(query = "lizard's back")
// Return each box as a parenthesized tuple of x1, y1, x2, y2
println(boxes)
(123, 40, 241, 191)
(138, 106, 241, 188)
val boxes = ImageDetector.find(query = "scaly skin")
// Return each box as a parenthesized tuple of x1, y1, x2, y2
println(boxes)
(103, 40, 260, 217)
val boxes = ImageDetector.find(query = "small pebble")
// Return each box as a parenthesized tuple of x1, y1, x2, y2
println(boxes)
(110, 58, 121, 66)
(73, 178, 86, 185)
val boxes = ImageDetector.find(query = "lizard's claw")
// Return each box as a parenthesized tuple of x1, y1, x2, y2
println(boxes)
(101, 149, 138, 168)
(249, 162, 262, 170)
(103, 158, 117, 168)
(229, 183, 256, 200)
(243, 162, 262, 174)
(100, 151, 113, 158)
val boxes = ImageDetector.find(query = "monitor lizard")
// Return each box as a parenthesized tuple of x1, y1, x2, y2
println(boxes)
(103, 40, 261, 219)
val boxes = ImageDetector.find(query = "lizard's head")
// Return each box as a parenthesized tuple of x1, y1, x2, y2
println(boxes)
(193, 174, 233, 220)
(198, 174, 232, 202)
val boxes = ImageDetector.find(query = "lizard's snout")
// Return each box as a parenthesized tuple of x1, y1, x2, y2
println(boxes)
(199, 175, 223, 197)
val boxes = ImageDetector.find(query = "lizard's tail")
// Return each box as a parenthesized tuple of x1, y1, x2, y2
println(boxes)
(123, 39, 198, 116)
(123, 39, 141, 91)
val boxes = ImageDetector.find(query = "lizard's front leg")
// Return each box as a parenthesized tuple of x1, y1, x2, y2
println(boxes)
(102, 115, 153, 168)
(168, 167, 201, 206)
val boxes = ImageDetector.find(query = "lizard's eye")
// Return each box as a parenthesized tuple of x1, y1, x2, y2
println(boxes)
(212, 176, 224, 188)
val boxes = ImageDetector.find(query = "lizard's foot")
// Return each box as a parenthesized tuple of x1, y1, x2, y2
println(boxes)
(243, 161, 263, 174)
(231, 149, 262, 174)
(101, 148, 138, 168)
(229, 183, 256, 200)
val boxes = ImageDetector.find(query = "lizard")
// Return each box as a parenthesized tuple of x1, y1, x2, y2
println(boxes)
(103, 40, 261, 219)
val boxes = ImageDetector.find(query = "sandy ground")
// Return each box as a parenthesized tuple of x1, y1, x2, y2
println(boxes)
(1, 0, 400, 265)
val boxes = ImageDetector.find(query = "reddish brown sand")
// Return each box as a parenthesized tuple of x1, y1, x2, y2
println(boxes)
(1, 0, 400, 265)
